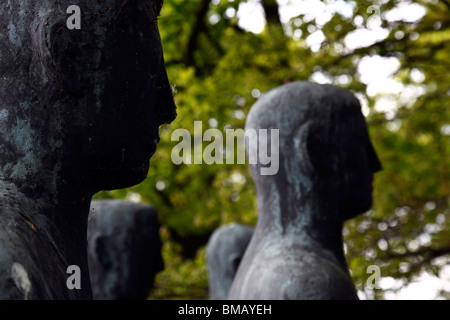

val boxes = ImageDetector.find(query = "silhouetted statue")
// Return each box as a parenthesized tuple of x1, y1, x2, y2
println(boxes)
(206, 223, 254, 300)
(0, 0, 175, 299)
(228, 81, 382, 300)
(87, 200, 164, 300)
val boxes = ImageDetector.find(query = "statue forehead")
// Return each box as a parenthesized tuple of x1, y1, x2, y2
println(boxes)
(246, 81, 363, 131)
(10, 0, 162, 7)
(5, 0, 163, 15)
(1, 0, 164, 49)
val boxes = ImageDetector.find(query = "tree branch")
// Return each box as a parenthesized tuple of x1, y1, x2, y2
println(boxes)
(261, 0, 282, 26)
(440, 0, 450, 10)
(156, 189, 175, 209)
(261, 0, 286, 38)
(184, 0, 210, 68)
(204, 25, 225, 57)
(383, 246, 450, 261)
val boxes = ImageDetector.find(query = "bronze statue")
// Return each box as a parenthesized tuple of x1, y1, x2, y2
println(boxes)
(0, 0, 175, 299)
(228, 81, 382, 300)
(206, 223, 254, 300)
(87, 200, 164, 300)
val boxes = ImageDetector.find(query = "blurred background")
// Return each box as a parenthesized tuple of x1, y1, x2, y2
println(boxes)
(94, 0, 450, 300)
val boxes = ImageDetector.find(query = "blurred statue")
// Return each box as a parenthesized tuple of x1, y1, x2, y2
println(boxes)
(228, 81, 382, 300)
(0, 0, 175, 299)
(87, 200, 164, 300)
(206, 223, 254, 300)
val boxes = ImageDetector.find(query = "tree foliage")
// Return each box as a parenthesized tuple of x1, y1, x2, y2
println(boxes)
(94, 0, 450, 299)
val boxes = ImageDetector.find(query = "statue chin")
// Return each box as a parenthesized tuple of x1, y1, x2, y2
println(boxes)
(94, 163, 150, 192)
(96, 151, 155, 192)
(344, 198, 373, 220)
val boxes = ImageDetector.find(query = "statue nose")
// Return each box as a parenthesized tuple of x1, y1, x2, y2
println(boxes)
(157, 109, 177, 127)
(367, 141, 382, 173)
(154, 58, 177, 126)
(155, 85, 177, 127)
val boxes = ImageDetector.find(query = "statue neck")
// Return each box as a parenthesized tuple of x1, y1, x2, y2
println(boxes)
(254, 179, 349, 270)
(0, 101, 95, 298)
(0, 178, 93, 299)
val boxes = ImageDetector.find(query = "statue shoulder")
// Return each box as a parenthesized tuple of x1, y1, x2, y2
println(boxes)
(0, 241, 29, 299)
(229, 244, 358, 300)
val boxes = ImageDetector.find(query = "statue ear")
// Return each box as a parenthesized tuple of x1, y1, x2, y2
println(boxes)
(33, 14, 86, 94)
(91, 233, 113, 270)
(228, 254, 242, 275)
(32, 14, 66, 67)
(297, 120, 333, 178)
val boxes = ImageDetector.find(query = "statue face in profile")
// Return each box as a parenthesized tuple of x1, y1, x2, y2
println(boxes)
(245, 82, 382, 221)
(0, 0, 176, 192)
(54, 0, 177, 189)
(337, 112, 382, 219)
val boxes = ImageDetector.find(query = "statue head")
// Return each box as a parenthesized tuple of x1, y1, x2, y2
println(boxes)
(87, 200, 164, 300)
(246, 81, 381, 221)
(0, 0, 176, 195)
(206, 223, 254, 300)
